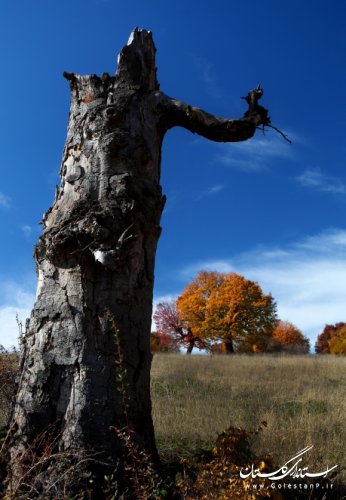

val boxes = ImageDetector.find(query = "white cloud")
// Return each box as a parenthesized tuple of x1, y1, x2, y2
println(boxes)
(21, 224, 33, 237)
(207, 184, 224, 194)
(181, 260, 234, 278)
(0, 282, 35, 348)
(217, 132, 293, 171)
(0, 192, 10, 208)
(179, 228, 346, 346)
(296, 228, 346, 252)
(197, 184, 225, 199)
(153, 294, 177, 311)
(0, 306, 30, 348)
(296, 168, 346, 195)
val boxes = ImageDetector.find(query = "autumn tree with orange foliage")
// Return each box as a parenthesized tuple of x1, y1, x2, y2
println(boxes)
(315, 322, 346, 354)
(268, 320, 310, 353)
(328, 324, 346, 354)
(177, 271, 277, 353)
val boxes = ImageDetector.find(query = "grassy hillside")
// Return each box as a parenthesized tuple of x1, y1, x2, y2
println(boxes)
(1, 352, 345, 496)
(151, 354, 346, 487)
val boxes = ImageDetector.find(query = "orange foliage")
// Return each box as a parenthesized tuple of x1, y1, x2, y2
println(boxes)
(328, 325, 346, 354)
(176, 271, 223, 339)
(177, 271, 277, 353)
(315, 322, 346, 353)
(271, 321, 310, 353)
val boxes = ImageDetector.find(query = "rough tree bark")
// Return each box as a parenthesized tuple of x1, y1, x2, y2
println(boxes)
(8, 28, 269, 493)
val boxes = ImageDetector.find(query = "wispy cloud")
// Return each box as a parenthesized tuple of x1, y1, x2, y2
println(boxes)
(0, 192, 10, 208)
(179, 228, 346, 345)
(20, 224, 40, 239)
(197, 184, 225, 200)
(217, 132, 293, 171)
(21, 224, 33, 238)
(295, 228, 346, 252)
(192, 56, 222, 99)
(0, 281, 35, 347)
(207, 184, 224, 194)
(296, 168, 346, 195)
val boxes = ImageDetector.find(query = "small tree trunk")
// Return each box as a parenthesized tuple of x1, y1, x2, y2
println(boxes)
(8, 28, 269, 494)
(186, 341, 195, 355)
(223, 340, 234, 353)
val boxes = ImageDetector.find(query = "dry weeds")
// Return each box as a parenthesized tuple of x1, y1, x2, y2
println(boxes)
(151, 354, 346, 486)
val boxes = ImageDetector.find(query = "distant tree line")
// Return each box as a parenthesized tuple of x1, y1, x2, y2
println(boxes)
(151, 271, 311, 355)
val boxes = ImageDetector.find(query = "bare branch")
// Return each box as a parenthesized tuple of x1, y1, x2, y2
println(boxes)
(157, 86, 270, 143)
(258, 123, 292, 144)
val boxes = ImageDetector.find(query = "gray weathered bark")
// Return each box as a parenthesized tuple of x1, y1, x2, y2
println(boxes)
(8, 28, 269, 494)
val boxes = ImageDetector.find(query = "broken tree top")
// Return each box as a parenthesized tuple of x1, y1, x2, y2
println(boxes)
(62, 27, 270, 136)
(63, 28, 159, 92)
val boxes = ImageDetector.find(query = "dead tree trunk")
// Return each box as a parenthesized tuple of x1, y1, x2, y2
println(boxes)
(8, 28, 269, 494)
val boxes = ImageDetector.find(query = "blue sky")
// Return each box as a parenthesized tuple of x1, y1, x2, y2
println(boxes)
(1, 0, 346, 348)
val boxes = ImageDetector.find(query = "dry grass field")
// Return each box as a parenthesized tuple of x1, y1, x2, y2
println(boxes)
(1, 352, 345, 496)
(151, 354, 346, 487)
